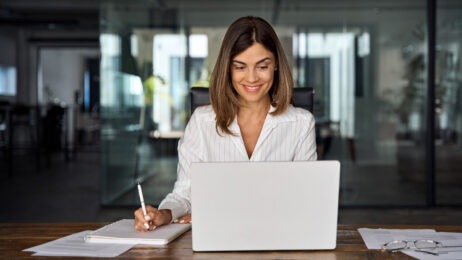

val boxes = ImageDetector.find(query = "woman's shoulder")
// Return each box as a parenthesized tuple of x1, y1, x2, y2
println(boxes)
(190, 105, 216, 122)
(284, 104, 314, 121)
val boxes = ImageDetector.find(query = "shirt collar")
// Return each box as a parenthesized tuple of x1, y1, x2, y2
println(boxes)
(220, 104, 298, 132)
(266, 104, 297, 126)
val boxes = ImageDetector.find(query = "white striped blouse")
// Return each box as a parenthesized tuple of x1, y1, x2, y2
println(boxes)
(158, 104, 317, 221)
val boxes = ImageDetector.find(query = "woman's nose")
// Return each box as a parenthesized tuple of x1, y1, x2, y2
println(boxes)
(245, 68, 258, 82)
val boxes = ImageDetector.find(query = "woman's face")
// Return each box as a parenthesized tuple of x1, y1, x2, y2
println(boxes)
(230, 43, 276, 106)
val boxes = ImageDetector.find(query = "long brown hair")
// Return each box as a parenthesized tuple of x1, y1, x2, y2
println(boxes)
(209, 16, 293, 135)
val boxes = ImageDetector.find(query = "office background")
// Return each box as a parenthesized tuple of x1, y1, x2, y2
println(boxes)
(0, 0, 461, 224)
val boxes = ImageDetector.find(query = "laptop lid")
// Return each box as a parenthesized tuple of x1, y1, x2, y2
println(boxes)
(191, 160, 341, 252)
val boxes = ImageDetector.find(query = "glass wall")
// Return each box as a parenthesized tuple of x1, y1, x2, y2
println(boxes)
(288, 3, 428, 206)
(99, 0, 461, 207)
(436, 0, 462, 205)
(99, 2, 187, 205)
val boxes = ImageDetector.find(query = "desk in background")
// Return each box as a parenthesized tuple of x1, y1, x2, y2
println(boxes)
(2, 223, 461, 259)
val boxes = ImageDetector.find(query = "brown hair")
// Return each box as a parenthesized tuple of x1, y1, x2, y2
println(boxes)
(209, 16, 293, 135)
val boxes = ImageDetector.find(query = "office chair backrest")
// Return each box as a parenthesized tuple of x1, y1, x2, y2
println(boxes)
(190, 87, 211, 113)
(190, 87, 314, 114)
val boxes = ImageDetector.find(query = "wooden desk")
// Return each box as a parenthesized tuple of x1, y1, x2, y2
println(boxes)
(1, 223, 461, 259)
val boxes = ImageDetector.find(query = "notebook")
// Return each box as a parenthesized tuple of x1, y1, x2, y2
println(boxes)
(190, 160, 341, 251)
(84, 219, 191, 245)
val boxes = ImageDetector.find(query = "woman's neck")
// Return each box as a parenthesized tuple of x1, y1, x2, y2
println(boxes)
(237, 96, 271, 122)
(236, 96, 271, 158)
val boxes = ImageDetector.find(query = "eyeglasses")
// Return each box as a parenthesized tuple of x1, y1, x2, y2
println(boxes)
(382, 239, 442, 252)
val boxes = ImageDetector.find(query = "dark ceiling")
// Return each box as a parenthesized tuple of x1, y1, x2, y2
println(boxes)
(0, 0, 99, 29)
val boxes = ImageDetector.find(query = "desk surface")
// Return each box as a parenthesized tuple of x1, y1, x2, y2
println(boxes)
(1, 223, 461, 259)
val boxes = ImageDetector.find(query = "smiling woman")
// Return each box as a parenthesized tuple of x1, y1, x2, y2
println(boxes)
(133, 16, 317, 232)
(231, 44, 277, 156)
(231, 43, 275, 105)
(210, 16, 294, 136)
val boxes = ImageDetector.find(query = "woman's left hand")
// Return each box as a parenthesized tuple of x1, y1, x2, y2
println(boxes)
(173, 214, 192, 224)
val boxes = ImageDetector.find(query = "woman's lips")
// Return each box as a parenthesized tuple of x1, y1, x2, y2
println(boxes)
(243, 85, 261, 92)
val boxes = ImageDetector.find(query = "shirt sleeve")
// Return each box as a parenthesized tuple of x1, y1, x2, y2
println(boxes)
(293, 111, 318, 161)
(158, 110, 205, 222)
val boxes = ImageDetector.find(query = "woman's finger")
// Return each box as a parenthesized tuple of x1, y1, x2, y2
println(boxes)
(134, 206, 155, 231)
(173, 214, 192, 224)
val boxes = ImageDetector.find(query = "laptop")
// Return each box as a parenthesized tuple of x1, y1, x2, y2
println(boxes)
(190, 160, 341, 251)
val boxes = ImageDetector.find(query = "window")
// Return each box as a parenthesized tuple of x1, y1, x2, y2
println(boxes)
(0, 65, 16, 96)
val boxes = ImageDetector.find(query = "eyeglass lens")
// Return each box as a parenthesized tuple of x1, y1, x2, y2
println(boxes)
(384, 241, 408, 250)
(414, 240, 439, 249)
(383, 240, 440, 251)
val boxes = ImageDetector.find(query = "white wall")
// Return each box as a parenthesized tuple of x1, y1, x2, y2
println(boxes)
(39, 48, 99, 145)
(39, 48, 99, 106)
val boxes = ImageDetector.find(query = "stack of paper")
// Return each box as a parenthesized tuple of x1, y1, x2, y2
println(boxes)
(23, 219, 191, 258)
(85, 219, 191, 245)
(358, 228, 462, 259)
(23, 231, 133, 257)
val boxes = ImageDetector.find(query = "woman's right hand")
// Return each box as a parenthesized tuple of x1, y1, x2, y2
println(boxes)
(134, 205, 172, 232)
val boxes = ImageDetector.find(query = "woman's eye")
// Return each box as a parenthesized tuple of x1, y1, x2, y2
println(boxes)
(234, 66, 245, 70)
(257, 66, 269, 70)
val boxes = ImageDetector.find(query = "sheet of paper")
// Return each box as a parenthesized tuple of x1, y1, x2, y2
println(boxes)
(401, 231, 462, 259)
(403, 248, 462, 260)
(23, 230, 133, 257)
(359, 229, 462, 259)
(358, 228, 437, 249)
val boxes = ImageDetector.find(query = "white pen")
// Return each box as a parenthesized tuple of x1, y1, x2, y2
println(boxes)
(137, 182, 150, 230)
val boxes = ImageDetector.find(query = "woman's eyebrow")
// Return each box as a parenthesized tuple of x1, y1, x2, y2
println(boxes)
(256, 57, 272, 64)
(232, 60, 246, 65)
(232, 57, 273, 65)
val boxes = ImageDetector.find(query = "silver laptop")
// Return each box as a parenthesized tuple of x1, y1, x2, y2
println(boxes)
(191, 160, 341, 251)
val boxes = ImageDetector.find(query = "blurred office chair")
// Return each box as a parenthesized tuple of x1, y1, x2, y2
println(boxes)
(190, 87, 314, 113)
(7, 104, 42, 176)
(43, 104, 70, 163)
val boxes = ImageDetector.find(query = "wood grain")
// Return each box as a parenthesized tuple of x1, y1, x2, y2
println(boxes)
(2, 223, 460, 259)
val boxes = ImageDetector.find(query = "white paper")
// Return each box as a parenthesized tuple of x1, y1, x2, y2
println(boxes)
(402, 232, 462, 259)
(358, 228, 462, 259)
(403, 248, 462, 260)
(358, 228, 437, 249)
(85, 219, 191, 245)
(23, 230, 133, 258)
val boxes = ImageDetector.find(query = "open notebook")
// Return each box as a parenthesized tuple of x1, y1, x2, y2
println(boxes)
(85, 219, 191, 245)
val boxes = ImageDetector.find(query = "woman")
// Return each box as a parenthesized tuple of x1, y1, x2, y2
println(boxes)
(134, 16, 317, 231)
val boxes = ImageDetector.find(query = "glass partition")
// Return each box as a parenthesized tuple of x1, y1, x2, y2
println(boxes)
(282, 3, 428, 206)
(100, 70, 143, 205)
(436, 0, 462, 205)
(99, 0, 452, 207)
(100, 2, 187, 205)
